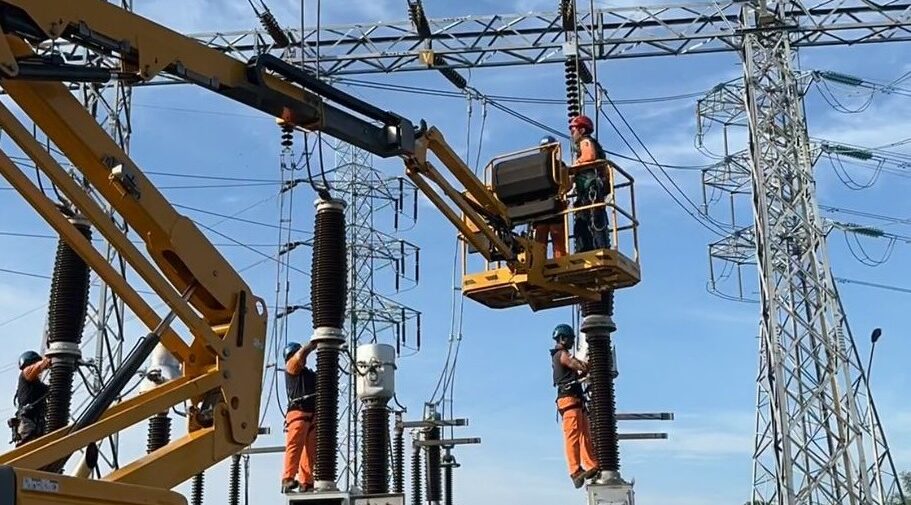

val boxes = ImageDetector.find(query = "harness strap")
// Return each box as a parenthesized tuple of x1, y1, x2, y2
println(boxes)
(16, 393, 48, 415)
(557, 401, 584, 416)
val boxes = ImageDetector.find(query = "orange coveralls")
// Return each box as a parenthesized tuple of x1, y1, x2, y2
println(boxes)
(534, 221, 567, 258)
(283, 353, 317, 487)
(558, 396, 598, 474)
(554, 348, 598, 475)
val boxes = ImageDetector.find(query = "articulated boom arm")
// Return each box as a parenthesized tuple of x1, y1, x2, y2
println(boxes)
(0, 0, 415, 158)
(0, 1, 280, 502)
(406, 126, 520, 263)
(0, 0, 537, 259)
(0, 0, 519, 259)
(0, 1, 525, 503)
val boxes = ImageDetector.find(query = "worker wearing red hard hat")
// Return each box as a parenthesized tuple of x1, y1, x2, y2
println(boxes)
(569, 115, 601, 159)
(569, 115, 610, 252)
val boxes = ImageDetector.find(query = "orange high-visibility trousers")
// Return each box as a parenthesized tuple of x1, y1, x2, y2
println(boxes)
(534, 223, 567, 258)
(283, 410, 317, 485)
(557, 396, 598, 475)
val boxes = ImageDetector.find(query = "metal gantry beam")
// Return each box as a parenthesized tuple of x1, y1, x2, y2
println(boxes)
(145, 0, 911, 76)
(48, 0, 911, 77)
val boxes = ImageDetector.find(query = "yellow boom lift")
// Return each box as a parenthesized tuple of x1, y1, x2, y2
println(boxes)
(0, 1, 640, 504)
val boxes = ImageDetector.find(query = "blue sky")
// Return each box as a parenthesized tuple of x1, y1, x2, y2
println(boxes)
(0, 2, 909, 505)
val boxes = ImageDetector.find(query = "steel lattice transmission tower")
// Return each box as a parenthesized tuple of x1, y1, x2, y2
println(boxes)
(28, 0, 135, 472)
(84, 0, 134, 472)
(739, 4, 902, 503)
(83, 0, 132, 374)
(330, 143, 421, 491)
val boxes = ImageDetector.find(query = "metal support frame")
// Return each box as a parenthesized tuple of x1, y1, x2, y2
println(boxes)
(83, 0, 133, 473)
(399, 419, 468, 429)
(329, 143, 422, 491)
(412, 438, 480, 448)
(82, 0, 911, 77)
(740, 4, 902, 503)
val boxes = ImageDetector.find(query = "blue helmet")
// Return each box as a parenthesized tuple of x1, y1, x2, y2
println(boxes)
(552, 324, 575, 346)
(283, 342, 302, 362)
(540, 135, 557, 146)
(18, 350, 41, 370)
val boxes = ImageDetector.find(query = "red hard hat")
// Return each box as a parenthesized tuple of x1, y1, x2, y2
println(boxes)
(569, 115, 594, 132)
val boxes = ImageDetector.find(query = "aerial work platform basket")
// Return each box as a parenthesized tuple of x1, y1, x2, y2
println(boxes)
(460, 146, 641, 311)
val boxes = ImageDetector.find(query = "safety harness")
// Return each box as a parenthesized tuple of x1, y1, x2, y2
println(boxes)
(8, 392, 48, 445)
(552, 348, 587, 415)
(572, 135, 611, 251)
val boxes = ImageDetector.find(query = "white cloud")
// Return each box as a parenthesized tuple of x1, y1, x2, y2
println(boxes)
(680, 306, 757, 325)
(661, 428, 754, 459)
(812, 99, 911, 149)
(136, 1, 247, 33)
(631, 411, 755, 460)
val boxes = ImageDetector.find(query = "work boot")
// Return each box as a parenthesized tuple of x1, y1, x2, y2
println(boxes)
(281, 478, 300, 493)
(570, 469, 586, 489)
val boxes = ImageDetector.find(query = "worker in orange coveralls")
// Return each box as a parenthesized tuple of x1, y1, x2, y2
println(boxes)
(569, 115, 610, 253)
(533, 135, 568, 259)
(282, 340, 318, 493)
(551, 324, 599, 488)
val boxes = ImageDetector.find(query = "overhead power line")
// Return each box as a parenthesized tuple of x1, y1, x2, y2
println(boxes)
(334, 76, 707, 106)
(173, 203, 311, 235)
(158, 182, 278, 190)
(0, 182, 279, 192)
(0, 267, 51, 280)
(133, 103, 272, 120)
(194, 221, 310, 278)
(145, 171, 282, 183)
(593, 84, 730, 237)
(821, 205, 911, 228)
(835, 277, 911, 295)
(0, 304, 47, 329)
(0, 229, 279, 249)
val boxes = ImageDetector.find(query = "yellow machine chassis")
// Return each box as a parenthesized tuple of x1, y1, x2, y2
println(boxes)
(0, 1, 642, 502)
(463, 248, 641, 310)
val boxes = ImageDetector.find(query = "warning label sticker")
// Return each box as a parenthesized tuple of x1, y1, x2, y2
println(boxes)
(22, 477, 59, 493)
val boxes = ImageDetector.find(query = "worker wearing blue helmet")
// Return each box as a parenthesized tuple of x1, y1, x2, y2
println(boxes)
(281, 340, 318, 493)
(9, 350, 51, 446)
(551, 324, 599, 488)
